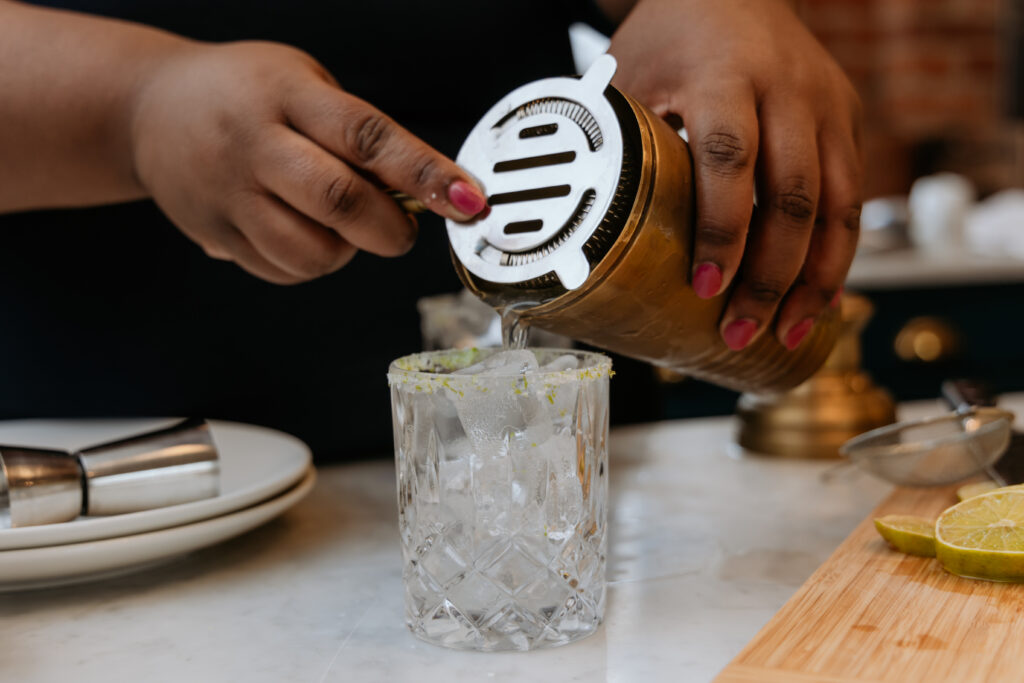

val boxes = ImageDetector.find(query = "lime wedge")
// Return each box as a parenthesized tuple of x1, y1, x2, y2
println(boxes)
(874, 514, 937, 557)
(957, 482, 1024, 501)
(935, 490, 1024, 581)
(956, 481, 1001, 501)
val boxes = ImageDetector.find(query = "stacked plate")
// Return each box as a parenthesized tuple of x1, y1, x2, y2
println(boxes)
(0, 418, 314, 592)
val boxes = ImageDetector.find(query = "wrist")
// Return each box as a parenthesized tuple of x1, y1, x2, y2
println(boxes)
(125, 36, 203, 196)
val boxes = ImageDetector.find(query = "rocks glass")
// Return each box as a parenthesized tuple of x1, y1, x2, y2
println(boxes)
(388, 348, 611, 651)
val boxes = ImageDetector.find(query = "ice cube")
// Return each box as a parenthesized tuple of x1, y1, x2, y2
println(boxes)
(431, 389, 466, 444)
(438, 437, 474, 526)
(453, 350, 539, 376)
(541, 434, 584, 540)
(540, 354, 578, 373)
(448, 350, 558, 461)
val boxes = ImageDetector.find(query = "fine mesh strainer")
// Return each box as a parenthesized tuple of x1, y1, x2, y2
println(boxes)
(838, 407, 1014, 487)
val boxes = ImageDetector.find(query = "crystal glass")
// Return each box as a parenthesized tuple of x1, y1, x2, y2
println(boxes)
(388, 348, 611, 651)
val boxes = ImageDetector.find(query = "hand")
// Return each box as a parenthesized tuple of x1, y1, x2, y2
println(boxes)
(130, 41, 487, 284)
(609, 0, 862, 350)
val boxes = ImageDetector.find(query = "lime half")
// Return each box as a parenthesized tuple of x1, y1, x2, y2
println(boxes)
(874, 515, 937, 557)
(935, 490, 1024, 581)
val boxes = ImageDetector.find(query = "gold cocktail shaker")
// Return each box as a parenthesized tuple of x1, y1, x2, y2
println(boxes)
(445, 56, 839, 393)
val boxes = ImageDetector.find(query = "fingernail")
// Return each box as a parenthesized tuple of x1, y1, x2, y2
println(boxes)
(447, 180, 487, 216)
(692, 263, 723, 299)
(723, 318, 758, 351)
(830, 286, 844, 308)
(784, 318, 815, 351)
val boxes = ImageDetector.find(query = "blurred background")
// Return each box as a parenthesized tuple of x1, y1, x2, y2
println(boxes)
(797, 0, 1021, 198)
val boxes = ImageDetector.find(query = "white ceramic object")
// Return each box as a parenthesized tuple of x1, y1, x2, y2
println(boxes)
(0, 467, 315, 592)
(966, 188, 1024, 260)
(908, 172, 975, 253)
(0, 419, 311, 550)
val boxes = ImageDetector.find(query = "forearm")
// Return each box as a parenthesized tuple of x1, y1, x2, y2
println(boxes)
(0, 0, 191, 212)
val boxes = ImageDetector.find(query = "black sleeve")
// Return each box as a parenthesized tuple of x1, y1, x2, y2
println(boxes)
(567, 0, 619, 34)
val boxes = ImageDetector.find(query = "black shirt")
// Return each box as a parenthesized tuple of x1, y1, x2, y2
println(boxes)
(0, 2, 620, 461)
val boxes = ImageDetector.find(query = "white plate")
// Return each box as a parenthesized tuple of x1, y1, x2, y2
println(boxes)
(0, 419, 311, 550)
(0, 467, 316, 591)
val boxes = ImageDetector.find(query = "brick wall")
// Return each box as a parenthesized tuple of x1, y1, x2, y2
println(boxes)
(797, 0, 1018, 196)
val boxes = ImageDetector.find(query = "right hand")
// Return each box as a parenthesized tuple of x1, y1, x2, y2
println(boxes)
(131, 41, 487, 284)
(609, 0, 862, 351)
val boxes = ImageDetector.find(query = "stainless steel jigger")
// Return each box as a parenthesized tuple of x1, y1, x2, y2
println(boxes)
(0, 417, 220, 528)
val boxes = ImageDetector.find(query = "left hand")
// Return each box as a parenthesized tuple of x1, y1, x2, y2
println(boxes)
(608, 0, 862, 351)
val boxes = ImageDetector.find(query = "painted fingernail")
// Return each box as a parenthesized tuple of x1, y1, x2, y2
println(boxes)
(447, 180, 487, 216)
(723, 318, 758, 351)
(784, 318, 815, 351)
(692, 263, 723, 299)
(830, 286, 844, 308)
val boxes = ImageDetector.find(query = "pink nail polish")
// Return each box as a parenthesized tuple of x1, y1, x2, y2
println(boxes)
(448, 180, 487, 216)
(784, 318, 815, 351)
(830, 286, 844, 308)
(723, 318, 758, 351)
(692, 263, 722, 299)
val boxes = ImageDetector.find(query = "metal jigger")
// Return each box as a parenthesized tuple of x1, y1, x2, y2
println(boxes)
(0, 447, 83, 528)
(0, 417, 220, 528)
(736, 294, 897, 459)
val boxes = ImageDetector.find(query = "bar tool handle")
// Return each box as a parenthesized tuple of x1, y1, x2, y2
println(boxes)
(941, 378, 998, 411)
(386, 190, 427, 215)
(941, 379, 1008, 487)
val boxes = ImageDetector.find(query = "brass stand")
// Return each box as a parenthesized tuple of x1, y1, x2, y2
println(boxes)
(736, 294, 896, 459)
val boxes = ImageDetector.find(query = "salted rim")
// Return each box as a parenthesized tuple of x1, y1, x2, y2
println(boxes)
(387, 347, 613, 394)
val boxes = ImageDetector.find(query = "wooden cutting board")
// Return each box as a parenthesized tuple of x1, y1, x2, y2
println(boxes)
(715, 484, 1024, 683)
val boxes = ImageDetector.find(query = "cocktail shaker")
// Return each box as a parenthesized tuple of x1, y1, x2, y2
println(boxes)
(0, 417, 219, 528)
(445, 55, 839, 393)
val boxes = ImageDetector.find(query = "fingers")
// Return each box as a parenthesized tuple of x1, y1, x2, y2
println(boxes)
(229, 191, 360, 280)
(773, 126, 862, 348)
(682, 83, 759, 299)
(719, 103, 820, 351)
(251, 126, 418, 257)
(283, 83, 487, 221)
(197, 219, 308, 285)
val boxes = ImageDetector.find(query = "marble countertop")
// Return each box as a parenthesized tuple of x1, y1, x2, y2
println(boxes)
(9, 398, 996, 683)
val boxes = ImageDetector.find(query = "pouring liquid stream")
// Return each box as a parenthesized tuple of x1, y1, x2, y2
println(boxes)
(500, 307, 531, 351)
